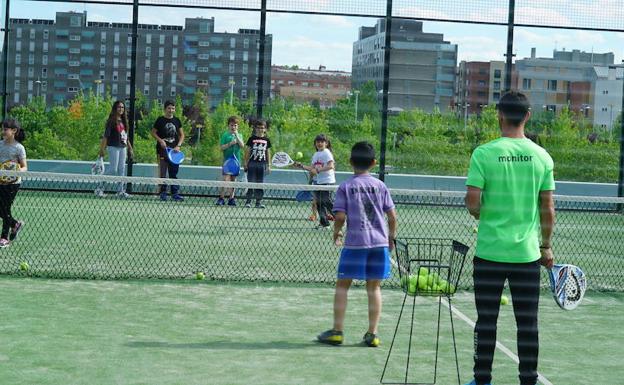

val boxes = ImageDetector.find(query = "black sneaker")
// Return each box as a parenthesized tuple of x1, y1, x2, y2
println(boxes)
(317, 329, 343, 346)
(363, 332, 380, 347)
(255, 202, 266, 209)
(9, 221, 24, 241)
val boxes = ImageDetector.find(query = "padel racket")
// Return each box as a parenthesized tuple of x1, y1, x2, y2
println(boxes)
(548, 264, 587, 310)
(0, 160, 20, 184)
(166, 147, 185, 165)
(91, 156, 105, 175)
(222, 154, 241, 176)
(271, 151, 295, 168)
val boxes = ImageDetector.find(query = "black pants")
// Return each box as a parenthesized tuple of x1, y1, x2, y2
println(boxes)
(0, 183, 20, 239)
(472, 256, 540, 385)
(158, 155, 180, 195)
(313, 185, 334, 226)
(245, 161, 266, 203)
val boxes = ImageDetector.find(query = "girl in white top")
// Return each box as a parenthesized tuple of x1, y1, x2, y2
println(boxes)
(0, 119, 27, 248)
(297, 134, 335, 228)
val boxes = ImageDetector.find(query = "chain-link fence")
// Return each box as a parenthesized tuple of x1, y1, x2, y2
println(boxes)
(1, 171, 622, 291)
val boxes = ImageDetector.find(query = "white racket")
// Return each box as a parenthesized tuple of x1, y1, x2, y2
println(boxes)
(548, 264, 587, 310)
(271, 151, 295, 168)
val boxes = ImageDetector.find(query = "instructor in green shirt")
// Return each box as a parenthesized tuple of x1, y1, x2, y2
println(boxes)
(464, 91, 555, 385)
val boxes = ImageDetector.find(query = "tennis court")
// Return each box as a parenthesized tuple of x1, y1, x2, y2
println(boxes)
(0, 277, 623, 385)
(1, 173, 623, 385)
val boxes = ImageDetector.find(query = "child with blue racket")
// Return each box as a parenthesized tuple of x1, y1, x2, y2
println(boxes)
(216, 115, 244, 206)
(0, 119, 27, 248)
(317, 141, 397, 347)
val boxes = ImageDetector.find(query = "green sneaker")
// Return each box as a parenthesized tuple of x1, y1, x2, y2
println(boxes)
(317, 329, 343, 346)
(363, 332, 380, 347)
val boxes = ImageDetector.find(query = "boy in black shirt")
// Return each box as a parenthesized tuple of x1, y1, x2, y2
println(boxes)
(150, 100, 185, 201)
(243, 119, 271, 208)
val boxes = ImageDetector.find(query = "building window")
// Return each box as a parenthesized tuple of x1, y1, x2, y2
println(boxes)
(229, 63, 235, 73)
(68, 61, 80, 67)
(145, 73, 150, 82)
(113, 58, 119, 68)
(493, 81, 501, 90)
(243, 38, 249, 49)
(145, 60, 150, 70)
(522, 78, 532, 90)
(230, 51, 235, 61)
(159, 47, 164, 58)
(173, 35, 178, 45)
(200, 21, 211, 33)
(146, 47, 151, 58)
(127, 34, 132, 44)
(146, 34, 152, 44)
(101, 32, 107, 42)
(14, 80, 20, 90)
(230, 37, 236, 48)
(42, 68, 47, 78)
(126, 71, 131, 81)
(70, 15, 82, 27)
(172, 62, 177, 72)
(157, 86, 163, 96)
(15, 54, 21, 65)
(127, 46, 132, 56)
(172, 48, 178, 58)
(243, 51, 248, 62)
(100, 57, 106, 68)
(126, 84, 131, 95)
(547, 80, 557, 91)
(159, 34, 165, 45)
(100, 70, 105, 80)
(16, 28, 22, 39)
(16, 41, 21, 52)
(29, 42, 35, 52)
(28, 54, 34, 65)
(241, 89, 247, 99)
(144, 85, 150, 95)
(494, 69, 501, 78)
(171, 87, 176, 97)
(112, 84, 118, 95)
(126, 59, 131, 69)
(68, 87, 79, 93)
(114, 32, 120, 43)
(43, 30, 49, 40)
(113, 71, 118, 81)
(69, 35, 81, 41)
(242, 64, 248, 74)
(158, 60, 164, 71)
(29, 29, 35, 39)
(158, 72, 164, 83)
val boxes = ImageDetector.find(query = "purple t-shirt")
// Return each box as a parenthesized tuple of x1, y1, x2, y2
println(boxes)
(333, 174, 395, 249)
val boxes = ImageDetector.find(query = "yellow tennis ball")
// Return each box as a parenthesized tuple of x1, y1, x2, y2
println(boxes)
(500, 295, 509, 305)
(196, 271, 205, 280)
(417, 267, 429, 276)
(19, 261, 29, 271)
(295, 151, 303, 160)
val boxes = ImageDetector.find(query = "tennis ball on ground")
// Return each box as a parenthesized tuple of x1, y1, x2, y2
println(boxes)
(445, 284, 456, 295)
(500, 295, 509, 305)
(417, 276, 428, 290)
(472, 226, 479, 233)
(19, 261, 29, 271)
(196, 271, 205, 280)
(417, 267, 429, 276)
(295, 151, 304, 160)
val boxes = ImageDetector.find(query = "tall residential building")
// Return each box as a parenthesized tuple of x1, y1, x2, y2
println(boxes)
(515, 48, 614, 117)
(456, 61, 516, 115)
(591, 66, 623, 130)
(270, 65, 350, 109)
(6, 12, 272, 109)
(352, 19, 457, 112)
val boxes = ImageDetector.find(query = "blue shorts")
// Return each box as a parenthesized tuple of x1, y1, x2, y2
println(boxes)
(337, 247, 391, 280)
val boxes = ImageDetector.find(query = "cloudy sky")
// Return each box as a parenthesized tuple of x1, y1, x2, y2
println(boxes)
(8, 1, 624, 71)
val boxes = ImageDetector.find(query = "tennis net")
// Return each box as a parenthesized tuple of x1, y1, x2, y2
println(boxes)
(1, 170, 623, 291)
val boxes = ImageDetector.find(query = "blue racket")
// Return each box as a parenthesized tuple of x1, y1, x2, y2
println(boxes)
(296, 190, 313, 202)
(548, 264, 587, 310)
(166, 148, 185, 165)
(223, 155, 241, 176)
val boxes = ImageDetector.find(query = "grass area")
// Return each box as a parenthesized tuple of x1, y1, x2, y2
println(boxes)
(0, 277, 622, 385)
(1, 190, 623, 290)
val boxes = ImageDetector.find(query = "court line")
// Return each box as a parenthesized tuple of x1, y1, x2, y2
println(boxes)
(390, 256, 554, 385)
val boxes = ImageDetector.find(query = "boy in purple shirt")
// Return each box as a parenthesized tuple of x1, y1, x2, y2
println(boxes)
(317, 141, 397, 347)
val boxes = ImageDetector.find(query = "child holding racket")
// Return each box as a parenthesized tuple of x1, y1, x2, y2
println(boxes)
(243, 119, 271, 208)
(464, 91, 555, 385)
(216, 115, 244, 206)
(296, 134, 335, 229)
(151, 100, 185, 202)
(317, 141, 397, 347)
(0, 119, 27, 248)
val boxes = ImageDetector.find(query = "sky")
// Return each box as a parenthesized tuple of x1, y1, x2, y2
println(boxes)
(7, 1, 624, 72)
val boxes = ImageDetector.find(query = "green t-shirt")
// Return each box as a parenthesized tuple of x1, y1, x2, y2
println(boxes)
(466, 137, 555, 263)
(220, 131, 243, 161)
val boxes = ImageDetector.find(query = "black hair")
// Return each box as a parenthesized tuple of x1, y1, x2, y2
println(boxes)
(350, 141, 376, 170)
(2, 118, 25, 143)
(164, 100, 175, 109)
(496, 91, 531, 126)
(314, 133, 332, 152)
(253, 118, 268, 129)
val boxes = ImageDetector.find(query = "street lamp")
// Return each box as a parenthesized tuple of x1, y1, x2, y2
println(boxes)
(229, 79, 235, 105)
(34, 79, 42, 97)
(353, 90, 360, 122)
(94, 79, 103, 106)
